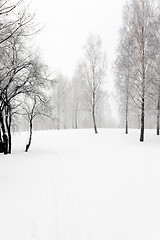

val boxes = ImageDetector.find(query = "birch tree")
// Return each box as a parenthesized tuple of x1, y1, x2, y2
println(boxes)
(82, 34, 107, 134)
(70, 64, 83, 129)
(114, 23, 133, 134)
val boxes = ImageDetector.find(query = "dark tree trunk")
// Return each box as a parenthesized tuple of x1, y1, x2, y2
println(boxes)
(25, 119, 33, 152)
(140, 25, 145, 142)
(8, 124, 12, 154)
(0, 129, 4, 153)
(92, 92, 98, 134)
(157, 113, 159, 136)
(140, 97, 145, 142)
(157, 85, 160, 135)
(125, 95, 129, 134)
(1, 111, 9, 154)
(3, 133, 8, 155)
(6, 110, 12, 154)
(0, 112, 4, 153)
(125, 119, 128, 134)
(93, 111, 98, 134)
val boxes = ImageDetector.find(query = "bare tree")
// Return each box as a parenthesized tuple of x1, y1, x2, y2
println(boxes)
(81, 34, 107, 134)
(114, 24, 133, 134)
(21, 93, 51, 152)
(70, 64, 83, 129)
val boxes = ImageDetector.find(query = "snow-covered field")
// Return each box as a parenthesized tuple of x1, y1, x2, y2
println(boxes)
(0, 128, 160, 240)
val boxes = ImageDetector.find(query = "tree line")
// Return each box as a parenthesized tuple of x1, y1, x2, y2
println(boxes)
(114, 0, 160, 142)
(0, 0, 109, 154)
(1, 0, 158, 155)
(51, 35, 108, 133)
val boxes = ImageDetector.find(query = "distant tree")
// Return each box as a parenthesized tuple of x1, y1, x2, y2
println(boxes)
(52, 73, 71, 130)
(70, 64, 83, 129)
(81, 34, 107, 134)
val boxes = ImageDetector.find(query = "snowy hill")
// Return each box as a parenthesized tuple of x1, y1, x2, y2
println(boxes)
(0, 129, 160, 240)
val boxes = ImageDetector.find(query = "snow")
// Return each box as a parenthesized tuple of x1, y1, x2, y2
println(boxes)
(0, 128, 160, 240)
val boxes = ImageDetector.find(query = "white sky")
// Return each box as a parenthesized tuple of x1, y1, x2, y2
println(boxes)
(30, 0, 126, 84)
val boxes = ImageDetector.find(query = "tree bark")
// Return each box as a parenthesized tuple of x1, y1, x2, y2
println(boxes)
(93, 113, 98, 134)
(25, 119, 33, 152)
(157, 112, 159, 135)
(92, 89, 98, 134)
(140, 24, 145, 142)
(7, 122, 12, 154)
(3, 133, 8, 155)
(125, 94, 129, 134)
(0, 128, 4, 153)
(0, 112, 4, 153)
(140, 97, 145, 142)
(1, 110, 9, 154)
(6, 108, 12, 154)
(92, 107, 98, 134)
(125, 119, 128, 134)
(157, 85, 160, 135)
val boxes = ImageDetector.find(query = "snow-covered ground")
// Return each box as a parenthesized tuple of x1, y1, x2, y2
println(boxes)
(0, 128, 160, 240)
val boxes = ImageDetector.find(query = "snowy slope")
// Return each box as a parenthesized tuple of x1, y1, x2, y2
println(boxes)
(0, 129, 160, 240)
